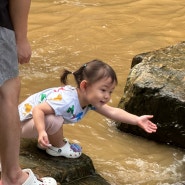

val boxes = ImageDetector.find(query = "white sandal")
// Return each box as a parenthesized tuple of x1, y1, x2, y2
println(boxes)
(22, 169, 57, 185)
(46, 141, 82, 158)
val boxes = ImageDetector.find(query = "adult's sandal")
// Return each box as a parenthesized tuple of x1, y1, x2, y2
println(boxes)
(22, 169, 57, 185)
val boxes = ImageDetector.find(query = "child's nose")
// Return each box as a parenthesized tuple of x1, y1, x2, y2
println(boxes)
(104, 92, 110, 99)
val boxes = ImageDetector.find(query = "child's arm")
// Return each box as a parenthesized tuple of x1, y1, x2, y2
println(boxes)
(96, 104, 157, 133)
(32, 102, 55, 148)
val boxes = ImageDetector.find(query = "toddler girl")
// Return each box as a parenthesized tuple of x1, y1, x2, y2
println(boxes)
(19, 59, 157, 158)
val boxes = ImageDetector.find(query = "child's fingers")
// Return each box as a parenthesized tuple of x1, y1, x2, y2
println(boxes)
(42, 136, 52, 148)
(146, 115, 154, 119)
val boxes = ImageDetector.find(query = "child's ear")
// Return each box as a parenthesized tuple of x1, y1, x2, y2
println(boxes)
(80, 80, 87, 90)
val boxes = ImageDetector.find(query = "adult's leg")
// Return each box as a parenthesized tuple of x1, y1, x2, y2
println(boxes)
(0, 77, 28, 185)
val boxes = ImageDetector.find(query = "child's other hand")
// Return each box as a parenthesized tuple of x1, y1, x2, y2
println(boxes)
(38, 130, 51, 149)
(137, 115, 157, 133)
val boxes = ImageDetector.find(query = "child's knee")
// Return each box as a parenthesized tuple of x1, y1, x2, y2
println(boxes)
(45, 115, 64, 135)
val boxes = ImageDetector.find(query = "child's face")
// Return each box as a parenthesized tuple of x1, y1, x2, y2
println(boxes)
(84, 77, 116, 108)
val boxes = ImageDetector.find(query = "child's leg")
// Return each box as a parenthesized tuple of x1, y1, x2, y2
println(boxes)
(45, 115, 66, 147)
(21, 118, 38, 138)
(21, 115, 64, 139)
(48, 125, 66, 148)
(21, 115, 82, 158)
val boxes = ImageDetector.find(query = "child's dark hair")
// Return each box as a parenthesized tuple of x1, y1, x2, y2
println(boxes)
(60, 59, 118, 87)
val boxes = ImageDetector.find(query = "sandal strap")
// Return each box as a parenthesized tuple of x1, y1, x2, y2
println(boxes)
(22, 169, 57, 185)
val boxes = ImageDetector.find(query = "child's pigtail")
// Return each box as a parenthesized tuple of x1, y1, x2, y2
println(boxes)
(73, 64, 86, 87)
(60, 69, 72, 85)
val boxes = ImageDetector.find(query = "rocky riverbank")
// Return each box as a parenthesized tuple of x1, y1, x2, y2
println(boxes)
(20, 139, 110, 185)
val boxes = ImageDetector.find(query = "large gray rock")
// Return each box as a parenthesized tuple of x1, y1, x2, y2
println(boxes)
(116, 41, 185, 149)
(20, 139, 110, 185)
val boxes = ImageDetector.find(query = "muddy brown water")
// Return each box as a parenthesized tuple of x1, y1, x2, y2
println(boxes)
(19, 1, 185, 184)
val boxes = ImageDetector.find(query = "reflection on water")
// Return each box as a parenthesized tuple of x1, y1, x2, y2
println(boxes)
(20, 0, 185, 184)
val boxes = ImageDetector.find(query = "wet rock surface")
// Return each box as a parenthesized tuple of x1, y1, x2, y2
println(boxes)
(20, 139, 110, 185)
(116, 41, 185, 150)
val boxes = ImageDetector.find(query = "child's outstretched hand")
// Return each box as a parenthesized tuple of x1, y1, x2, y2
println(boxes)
(137, 115, 157, 133)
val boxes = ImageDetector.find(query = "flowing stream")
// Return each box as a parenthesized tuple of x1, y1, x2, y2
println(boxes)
(19, 0, 185, 184)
